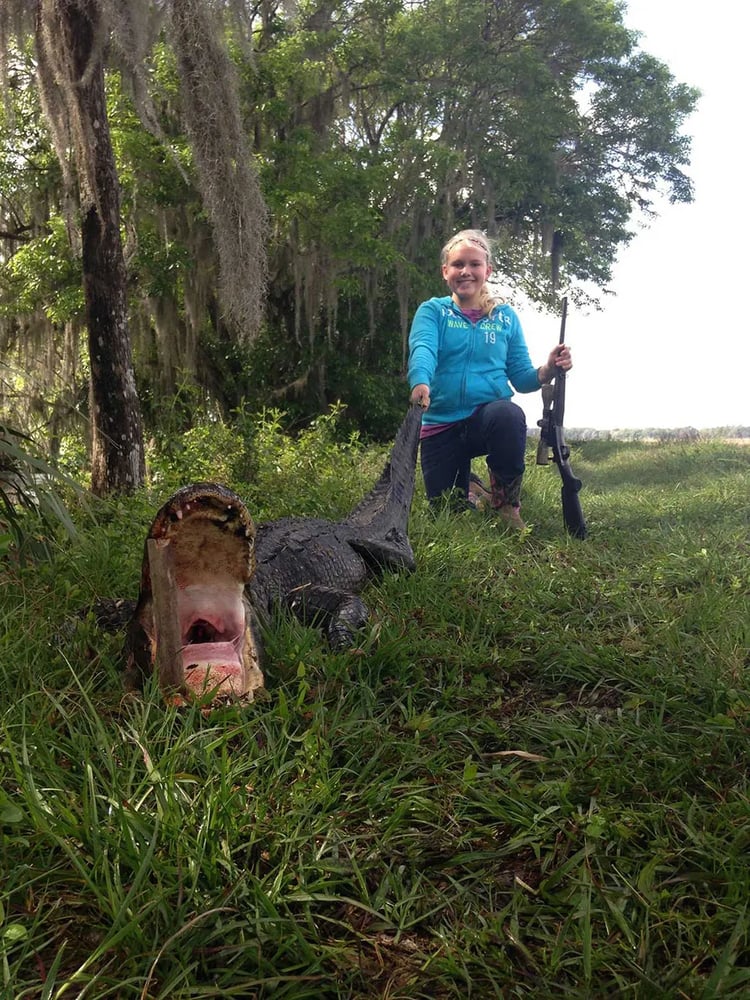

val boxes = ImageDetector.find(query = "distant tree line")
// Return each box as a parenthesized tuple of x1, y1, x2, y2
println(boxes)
(0, 0, 698, 491)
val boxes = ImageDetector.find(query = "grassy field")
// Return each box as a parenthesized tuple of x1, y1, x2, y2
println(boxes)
(1, 434, 748, 998)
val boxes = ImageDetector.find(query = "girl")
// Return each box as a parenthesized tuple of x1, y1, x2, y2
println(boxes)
(408, 229, 572, 528)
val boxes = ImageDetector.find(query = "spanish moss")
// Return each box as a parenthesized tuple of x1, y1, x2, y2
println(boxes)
(169, 0, 268, 339)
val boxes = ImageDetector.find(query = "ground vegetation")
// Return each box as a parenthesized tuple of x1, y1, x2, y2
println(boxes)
(1, 420, 748, 996)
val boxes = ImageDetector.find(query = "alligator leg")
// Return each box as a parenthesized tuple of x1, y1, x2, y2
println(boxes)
(284, 584, 369, 650)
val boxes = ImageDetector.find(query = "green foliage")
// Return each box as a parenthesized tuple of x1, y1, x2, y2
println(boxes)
(239, 403, 367, 519)
(129, 229, 192, 301)
(326, 365, 407, 441)
(0, 423, 83, 562)
(108, 61, 191, 211)
(146, 408, 253, 493)
(1, 438, 749, 995)
(0, 217, 84, 324)
(145, 403, 369, 518)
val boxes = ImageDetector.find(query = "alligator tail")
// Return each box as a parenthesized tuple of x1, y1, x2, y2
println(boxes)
(343, 402, 422, 533)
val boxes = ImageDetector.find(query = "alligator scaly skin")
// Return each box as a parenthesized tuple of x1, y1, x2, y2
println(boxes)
(124, 403, 423, 701)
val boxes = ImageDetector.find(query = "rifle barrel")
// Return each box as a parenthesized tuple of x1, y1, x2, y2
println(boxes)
(538, 295, 588, 539)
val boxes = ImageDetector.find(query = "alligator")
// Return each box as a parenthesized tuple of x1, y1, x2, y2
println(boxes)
(123, 402, 423, 704)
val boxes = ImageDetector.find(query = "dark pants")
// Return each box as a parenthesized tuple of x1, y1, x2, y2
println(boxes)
(420, 399, 527, 503)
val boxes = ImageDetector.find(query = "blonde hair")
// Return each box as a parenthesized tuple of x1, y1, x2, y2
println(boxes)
(440, 229, 503, 317)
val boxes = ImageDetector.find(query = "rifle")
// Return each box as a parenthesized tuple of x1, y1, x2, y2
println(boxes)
(536, 297, 588, 539)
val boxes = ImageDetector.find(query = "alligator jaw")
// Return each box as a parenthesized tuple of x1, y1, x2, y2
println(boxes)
(126, 484, 264, 705)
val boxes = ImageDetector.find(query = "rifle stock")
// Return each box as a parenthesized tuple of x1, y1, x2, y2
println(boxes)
(536, 298, 588, 539)
(562, 483, 587, 540)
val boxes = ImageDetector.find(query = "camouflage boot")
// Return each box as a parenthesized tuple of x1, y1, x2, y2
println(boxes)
(468, 472, 526, 529)
(489, 473, 526, 530)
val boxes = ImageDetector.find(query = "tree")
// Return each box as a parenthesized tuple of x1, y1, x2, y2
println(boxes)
(1, 0, 268, 491)
(245, 0, 698, 417)
(1, 0, 698, 446)
(36, 0, 145, 493)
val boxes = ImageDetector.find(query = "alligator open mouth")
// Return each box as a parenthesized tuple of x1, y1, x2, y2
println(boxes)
(178, 583, 250, 699)
(126, 483, 264, 704)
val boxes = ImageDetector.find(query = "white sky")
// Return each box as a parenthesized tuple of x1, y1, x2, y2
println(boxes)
(515, 0, 749, 430)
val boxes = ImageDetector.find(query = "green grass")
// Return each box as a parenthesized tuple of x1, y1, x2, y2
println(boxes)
(1, 437, 748, 998)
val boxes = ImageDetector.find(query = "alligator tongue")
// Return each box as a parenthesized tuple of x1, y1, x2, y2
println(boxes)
(182, 642, 245, 697)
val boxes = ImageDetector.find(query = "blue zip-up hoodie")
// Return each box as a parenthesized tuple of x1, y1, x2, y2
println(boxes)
(408, 296, 541, 425)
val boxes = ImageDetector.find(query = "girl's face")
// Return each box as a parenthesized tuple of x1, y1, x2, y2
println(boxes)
(442, 241, 491, 308)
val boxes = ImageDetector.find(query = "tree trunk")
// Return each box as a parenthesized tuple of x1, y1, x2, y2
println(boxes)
(39, 0, 145, 495)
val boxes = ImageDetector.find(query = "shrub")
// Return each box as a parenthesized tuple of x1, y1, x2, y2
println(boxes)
(146, 411, 253, 492)
(0, 424, 81, 562)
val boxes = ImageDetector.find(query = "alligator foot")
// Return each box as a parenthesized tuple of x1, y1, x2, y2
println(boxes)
(285, 584, 369, 650)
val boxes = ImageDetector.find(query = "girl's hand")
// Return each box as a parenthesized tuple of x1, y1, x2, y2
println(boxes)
(538, 345, 572, 384)
(547, 344, 573, 372)
(410, 384, 431, 408)
(548, 343, 572, 372)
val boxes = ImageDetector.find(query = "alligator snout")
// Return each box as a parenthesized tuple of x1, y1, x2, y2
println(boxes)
(125, 483, 264, 704)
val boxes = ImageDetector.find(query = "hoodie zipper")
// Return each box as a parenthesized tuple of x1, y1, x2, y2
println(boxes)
(454, 304, 478, 411)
